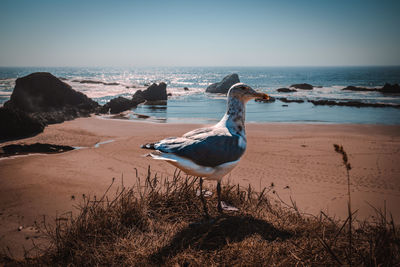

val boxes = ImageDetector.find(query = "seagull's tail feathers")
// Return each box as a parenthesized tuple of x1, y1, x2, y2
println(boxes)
(141, 143, 156, 150)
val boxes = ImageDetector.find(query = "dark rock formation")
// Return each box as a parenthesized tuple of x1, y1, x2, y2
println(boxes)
(308, 99, 400, 108)
(0, 107, 45, 141)
(99, 83, 167, 114)
(100, 96, 138, 114)
(277, 88, 297, 93)
(255, 96, 276, 103)
(103, 82, 119, 86)
(142, 82, 168, 101)
(72, 79, 103, 84)
(184, 87, 189, 91)
(342, 86, 376, 92)
(381, 83, 400, 94)
(278, 98, 305, 103)
(132, 90, 146, 103)
(206, 74, 240, 94)
(4, 72, 99, 124)
(290, 83, 313, 90)
(72, 79, 119, 86)
(342, 84, 400, 95)
(0, 143, 74, 157)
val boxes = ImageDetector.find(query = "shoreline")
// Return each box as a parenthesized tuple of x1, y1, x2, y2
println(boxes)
(1, 116, 400, 258)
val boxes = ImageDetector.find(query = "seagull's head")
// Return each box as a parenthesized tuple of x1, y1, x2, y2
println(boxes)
(227, 83, 270, 103)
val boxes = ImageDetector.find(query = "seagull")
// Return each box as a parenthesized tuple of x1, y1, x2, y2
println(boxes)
(141, 83, 269, 216)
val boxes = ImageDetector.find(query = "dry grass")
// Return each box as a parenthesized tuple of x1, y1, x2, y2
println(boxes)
(2, 153, 400, 266)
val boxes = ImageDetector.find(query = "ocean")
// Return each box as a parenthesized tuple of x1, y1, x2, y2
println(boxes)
(1, 66, 400, 124)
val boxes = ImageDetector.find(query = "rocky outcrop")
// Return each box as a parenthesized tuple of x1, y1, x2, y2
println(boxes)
(290, 83, 313, 90)
(308, 99, 400, 108)
(0, 107, 45, 141)
(381, 83, 400, 94)
(277, 88, 297, 93)
(0, 143, 74, 157)
(99, 83, 167, 114)
(255, 96, 276, 103)
(342, 86, 376, 92)
(184, 87, 189, 91)
(72, 79, 120, 86)
(342, 84, 399, 94)
(141, 82, 168, 101)
(278, 98, 305, 103)
(132, 90, 146, 103)
(206, 74, 240, 94)
(4, 72, 99, 124)
(1, 72, 101, 140)
(100, 96, 142, 114)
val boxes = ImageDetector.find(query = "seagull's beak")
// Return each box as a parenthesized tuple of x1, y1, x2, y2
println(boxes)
(254, 91, 270, 101)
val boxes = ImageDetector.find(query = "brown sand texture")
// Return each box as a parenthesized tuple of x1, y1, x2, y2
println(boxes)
(1, 116, 399, 257)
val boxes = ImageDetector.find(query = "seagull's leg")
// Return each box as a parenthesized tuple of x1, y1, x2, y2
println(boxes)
(217, 180, 223, 213)
(199, 177, 209, 218)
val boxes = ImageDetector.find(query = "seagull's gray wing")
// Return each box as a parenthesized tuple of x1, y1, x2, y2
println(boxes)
(154, 127, 245, 167)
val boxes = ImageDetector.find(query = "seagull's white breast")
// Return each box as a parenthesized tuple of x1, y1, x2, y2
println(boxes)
(149, 152, 240, 181)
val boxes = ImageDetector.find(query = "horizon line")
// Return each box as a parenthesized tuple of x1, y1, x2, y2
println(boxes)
(1, 65, 400, 68)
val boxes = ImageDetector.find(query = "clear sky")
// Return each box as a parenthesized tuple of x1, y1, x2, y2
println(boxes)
(0, 0, 399, 67)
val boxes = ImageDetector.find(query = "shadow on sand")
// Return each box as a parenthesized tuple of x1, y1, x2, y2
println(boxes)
(150, 214, 292, 264)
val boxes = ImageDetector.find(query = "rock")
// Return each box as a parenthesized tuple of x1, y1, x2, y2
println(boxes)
(278, 98, 304, 103)
(4, 72, 99, 124)
(184, 87, 189, 91)
(167, 93, 172, 96)
(206, 74, 240, 94)
(0, 142, 74, 157)
(342, 86, 376, 92)
(74, 80, 103, 84)
(132, 90, 146, 103)
(308, 99, 400, 108)
(290, 83, 313, 90)
(282, 105, 288, 107)
(277, 88, 297, 93)
(141, 82, 167, 101)
(342, 84, 399, 94)
(103, 82, 119, 86)
(72, 79, 119, 86)
(255, 96, 276, 103)
(99, 88, 151, 114)
(100, 96, 137, 114)
(381, 83, 400, 94)
(0, 107, 45, 141)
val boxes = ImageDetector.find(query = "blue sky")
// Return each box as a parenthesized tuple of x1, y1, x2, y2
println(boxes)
(0, 0, 399, 67)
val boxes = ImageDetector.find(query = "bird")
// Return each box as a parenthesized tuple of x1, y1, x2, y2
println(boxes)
(141, 83, 269, 216)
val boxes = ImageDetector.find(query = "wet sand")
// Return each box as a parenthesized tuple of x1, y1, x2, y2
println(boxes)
(1, 116, 400, 258)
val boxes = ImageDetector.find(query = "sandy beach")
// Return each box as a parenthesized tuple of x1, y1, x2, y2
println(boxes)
(1, 116, 400, 257)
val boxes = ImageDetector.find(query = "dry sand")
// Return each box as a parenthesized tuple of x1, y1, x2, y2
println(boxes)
(1, 116, 400, 257)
